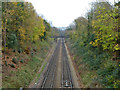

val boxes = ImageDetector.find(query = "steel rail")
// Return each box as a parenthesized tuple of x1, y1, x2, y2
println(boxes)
(61, 38, 74, 88)
(40, 40, 60, 88)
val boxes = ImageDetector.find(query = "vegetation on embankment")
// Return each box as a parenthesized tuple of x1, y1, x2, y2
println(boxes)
(65, 1, 120, 88)
(2, 2, 57, 88)
(2, 40, 55, 88)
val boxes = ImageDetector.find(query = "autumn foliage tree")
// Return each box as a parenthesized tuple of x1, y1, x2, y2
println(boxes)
(2, 2, 51, 53)
(90, 2, 119, 52)
(67, 1, 120, 88)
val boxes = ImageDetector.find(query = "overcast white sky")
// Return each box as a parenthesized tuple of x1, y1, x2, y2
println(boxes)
(26, 0, 115, 27)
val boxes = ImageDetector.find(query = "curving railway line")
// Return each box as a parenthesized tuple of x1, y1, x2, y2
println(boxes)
(40, 38, 74, 88)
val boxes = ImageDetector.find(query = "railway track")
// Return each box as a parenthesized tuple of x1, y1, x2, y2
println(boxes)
(40, 39, 60, 88)
(40, 38, 74, 88)
(61, 38, 74, 88)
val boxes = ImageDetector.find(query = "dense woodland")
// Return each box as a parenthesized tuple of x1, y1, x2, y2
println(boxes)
(65, 1, 120, 88)
(2, 2, 57, 88)
(2, 2, 52, 54)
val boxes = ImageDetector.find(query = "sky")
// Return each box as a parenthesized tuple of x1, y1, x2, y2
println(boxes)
(26, 0, 115, 27)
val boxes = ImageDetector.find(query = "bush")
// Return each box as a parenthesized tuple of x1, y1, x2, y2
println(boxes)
(13, 49, 16, 52)
(10, 64, 15, 68)
(7, 56, 9, 59)
(20, 60, 24, 63)
(18, 48, 23, 53)
(12, 58, 17, 64)
(97, 60, 119, 88)
(5, 61, 7, 66)
(17, 58, 20, 61)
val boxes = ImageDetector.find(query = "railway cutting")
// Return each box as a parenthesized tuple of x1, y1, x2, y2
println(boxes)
(40, 38, 74, 88)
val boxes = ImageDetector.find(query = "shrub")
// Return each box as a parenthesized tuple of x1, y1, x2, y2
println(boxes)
(18, 48, 23, 53)
(20, 60, 24, 63)
(7, 56, 9, 59)
(10, 64, 15, 68)
(13, 49, 16, 52)
(5, 61, 7, 66)
(17, 58, 20, 61)
(12, 58, 17, 64)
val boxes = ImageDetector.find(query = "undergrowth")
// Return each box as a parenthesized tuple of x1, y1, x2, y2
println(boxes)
(2, 39, 55, 88)
(66, 38, 120, 88)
